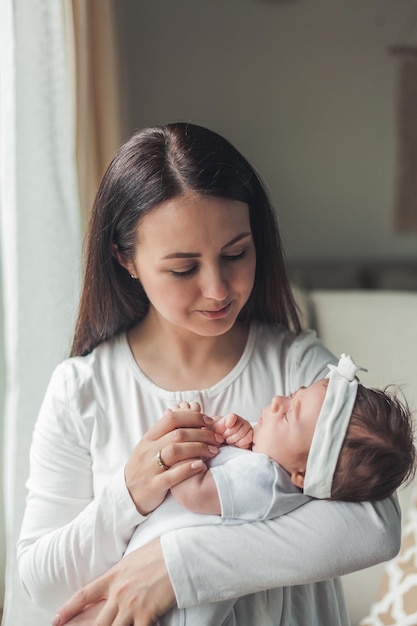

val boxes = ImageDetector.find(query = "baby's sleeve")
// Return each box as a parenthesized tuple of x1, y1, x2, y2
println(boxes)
(210, 450, 309, 522)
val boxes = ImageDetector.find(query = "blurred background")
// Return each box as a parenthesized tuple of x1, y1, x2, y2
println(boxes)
(121, 0, 417, 264)
(1, 0, 416, 623)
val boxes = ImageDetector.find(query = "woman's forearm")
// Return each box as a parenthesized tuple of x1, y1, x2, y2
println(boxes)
(17, 468, 144, 612)
(161, 495, 401, 608)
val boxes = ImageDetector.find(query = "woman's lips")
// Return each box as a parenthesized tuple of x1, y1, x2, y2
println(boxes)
(199, 303, 231, 319)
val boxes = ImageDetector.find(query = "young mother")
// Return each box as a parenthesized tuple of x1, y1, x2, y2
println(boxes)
(17, 123, 400, 626)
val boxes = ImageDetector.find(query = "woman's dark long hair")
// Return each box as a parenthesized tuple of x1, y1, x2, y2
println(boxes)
(71, 123, 301, 356)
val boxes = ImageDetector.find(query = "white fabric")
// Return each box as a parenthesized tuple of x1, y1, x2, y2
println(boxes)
(17, 322, 400, 625)
(304, 353, 365, 499)
(162, 495, 400, 621)
(212, 447, 309, 521)
(127, 446, 310, 626)
(0, 1, 81, 623)
(126, 446, 309, 553)
(18, 324, 328, 612)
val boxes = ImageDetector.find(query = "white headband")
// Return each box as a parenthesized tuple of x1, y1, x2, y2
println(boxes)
(303, 354, 366, 499)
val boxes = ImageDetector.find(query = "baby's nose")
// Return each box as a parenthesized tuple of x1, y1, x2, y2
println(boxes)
(271, 395, 288, 411)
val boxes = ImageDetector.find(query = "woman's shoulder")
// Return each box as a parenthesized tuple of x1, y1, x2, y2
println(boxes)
(49, 333, 128, 400)
(253, 323, 336, 386)
(254, 322, 320, 352)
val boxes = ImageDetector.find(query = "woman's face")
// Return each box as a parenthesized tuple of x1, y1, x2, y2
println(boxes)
(124, 193, 256, 338)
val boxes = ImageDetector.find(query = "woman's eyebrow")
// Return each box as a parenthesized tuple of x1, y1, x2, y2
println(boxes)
(222, 232, 252, 249)
(161, 231, 252, 260)
(162, 251, 201, 259)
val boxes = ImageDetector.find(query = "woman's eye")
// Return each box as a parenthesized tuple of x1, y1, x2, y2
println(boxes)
(171, 266, 198, 278)
(169, 250, 246, 277)
(223, 250, 246, 263)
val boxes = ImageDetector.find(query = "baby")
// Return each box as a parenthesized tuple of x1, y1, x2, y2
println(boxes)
(169, 353, 416, 517)
(125, 354, 416, 626)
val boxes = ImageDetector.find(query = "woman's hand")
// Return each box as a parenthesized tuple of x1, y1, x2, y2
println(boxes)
(125, 404, 222, 515)
(54, 602, 105, 625)
(171, 401, 252, 449)
(53, 539, 174, 626)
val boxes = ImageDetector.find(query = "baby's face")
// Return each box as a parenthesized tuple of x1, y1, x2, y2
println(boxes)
(252, 379, 329, 481)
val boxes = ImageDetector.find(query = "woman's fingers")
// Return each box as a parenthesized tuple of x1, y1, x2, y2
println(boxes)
(53, 585, 106, 625)
(64, 601, 109, 625)
(149, 409, 223, 469)
(157, 458, 207, 490)
(126, 441, 214, 515)
(151, 416, 221, 468)
(159, 441, 218, 467)
(125, 408, 222, 514)
(145, 408, 212, 440)
(54, 540, 175, 626)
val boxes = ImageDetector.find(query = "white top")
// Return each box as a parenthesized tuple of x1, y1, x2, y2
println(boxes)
(125, 445, 313, 626)
(212, 446, 309, 520)
(126, 446, 309, 553)
(17, 323, 401, 624)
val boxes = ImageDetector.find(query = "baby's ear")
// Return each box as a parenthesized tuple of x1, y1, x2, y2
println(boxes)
(290, 470, 305, 489)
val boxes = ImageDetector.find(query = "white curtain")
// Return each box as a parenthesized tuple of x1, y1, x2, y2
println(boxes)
(0, 1, 82, 623)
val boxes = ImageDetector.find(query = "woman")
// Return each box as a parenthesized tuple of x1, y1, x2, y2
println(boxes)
(17, 123, 400, 626)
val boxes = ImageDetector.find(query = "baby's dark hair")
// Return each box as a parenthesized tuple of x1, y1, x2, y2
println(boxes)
(331, 384, 416, 502)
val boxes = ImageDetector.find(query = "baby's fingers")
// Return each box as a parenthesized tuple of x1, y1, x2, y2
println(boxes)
(231, 430, 253, 449)
(224, 422, 253, 449)
(171, 401, 201, 412)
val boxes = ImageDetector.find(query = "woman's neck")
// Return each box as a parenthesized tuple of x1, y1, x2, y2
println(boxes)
(127, 314, 250, 391)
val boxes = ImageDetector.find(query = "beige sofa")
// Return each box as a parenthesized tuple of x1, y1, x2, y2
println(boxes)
(295, 288, 417, 625)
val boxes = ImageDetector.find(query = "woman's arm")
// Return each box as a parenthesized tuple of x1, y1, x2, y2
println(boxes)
(55, 494, 400, 625)
(170, 412, 253, 514)
(17, 370, 144, 612)
(54, 539, 175, 626)
(54, 331, 398, 622)
(170, 465, 221, 514)
(17, 366, 220, 612)
(162, 494, 400, 607)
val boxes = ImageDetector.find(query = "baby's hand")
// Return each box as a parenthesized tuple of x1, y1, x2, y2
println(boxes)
(171, 401, 202, 412)
(213, 413, 253, 449)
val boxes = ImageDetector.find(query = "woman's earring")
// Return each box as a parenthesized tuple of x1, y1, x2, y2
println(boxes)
(130, 274, 137, 279)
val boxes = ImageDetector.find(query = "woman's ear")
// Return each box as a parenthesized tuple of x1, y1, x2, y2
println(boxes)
(290, 470, 305, 489)
(111, 244, 136, 277)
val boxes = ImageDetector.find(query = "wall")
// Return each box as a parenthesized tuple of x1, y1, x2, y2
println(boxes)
(120, 0, 417, 262)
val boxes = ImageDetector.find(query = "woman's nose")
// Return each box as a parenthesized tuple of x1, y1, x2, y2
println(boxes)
(200, 266, 228, 301)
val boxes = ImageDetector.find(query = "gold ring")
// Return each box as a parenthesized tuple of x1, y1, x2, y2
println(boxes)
(156, 450, 169, 470)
